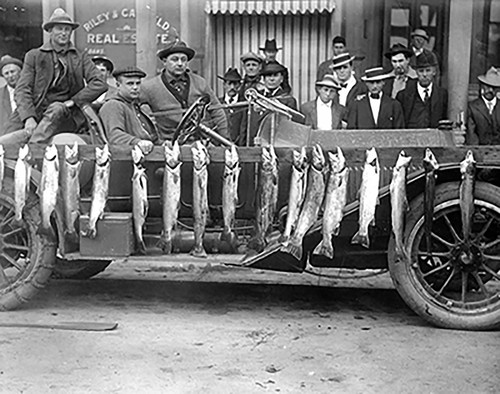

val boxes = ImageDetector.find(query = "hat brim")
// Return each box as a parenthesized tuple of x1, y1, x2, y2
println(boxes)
(411, 33, 429, 41)
(92, 57, 114, 73)
(157, 47, 195, 61)
(113, 71, 147, 79)
(217, 75, 242, 82)
(361, 73, 393, 82)
(43, 21, 80, 32)
(316, 81, 341, 89)
(384, 49, 413, 59)
(259, 47, 282, 51)
(477, 75, 500, 87)
(331, 55, 356, 69)
(0, 59, 23, 70)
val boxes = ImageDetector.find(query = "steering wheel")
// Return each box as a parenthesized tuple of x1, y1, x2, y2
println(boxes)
(172, 95, 210, 145)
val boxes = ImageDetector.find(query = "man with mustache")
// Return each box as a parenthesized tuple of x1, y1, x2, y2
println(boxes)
(0, 55, 23, 131)
(218, 68, 244, 143)
(383, 44, 417, 99)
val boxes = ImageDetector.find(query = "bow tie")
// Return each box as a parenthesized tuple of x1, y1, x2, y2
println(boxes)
(370, 93, 381, 99)
(340, 83, 348, 89)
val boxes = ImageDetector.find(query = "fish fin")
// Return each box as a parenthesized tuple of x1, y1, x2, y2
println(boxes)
(351, 231, 370, 248)
(312, 240, 334, 259)
(370, 216, 376, 226)
(333, 223, 341, 237)
(280, 241, 303, 260)
(190, 246, 207, 258)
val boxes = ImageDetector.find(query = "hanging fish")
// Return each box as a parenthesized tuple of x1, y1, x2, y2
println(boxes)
(220, 144, 240, 250)
(60, 142, 81, 239)
(0, 144, 4, 193)
(160, 141, 182, 254)
(191, 141, 210, 257)
(14, 144, 31, 223)
(313, 147, 349, 259)
(459, 150, 476, 243)
(351, 147, 380, 249)
(38, 144, 59, 237)
(423, 148, 439, 254)
(131, 144, 149, 254)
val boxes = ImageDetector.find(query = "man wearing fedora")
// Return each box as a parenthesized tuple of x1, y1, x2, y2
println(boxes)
(100, 66, 157, 151)
(466, 67, 500, 145)
(1, 8, 106, 145)
(300, 75, 345, 130)
(218, 67, 244, 143)
(383, 44, 417, 99)
(259, 39, 292, 95)
(91, 55, 117, 111)
(409, 28, 441, 77)
(140, 40, 228, 142)
(316, 36, 347, 81)
(0, 55, 23, 131)
(396, 51, 448, 129)
(346, 67, 404, 129)
(332, 52, 366, 108)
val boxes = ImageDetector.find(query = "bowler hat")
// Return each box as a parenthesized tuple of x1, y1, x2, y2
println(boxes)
(415, 52, 438, 68)
(361, 67, 393, 82)
(260, 39, 281, 52)
(331, 52, 356, 69)
(157, 40, 195, 61)
(411, 28, 430, 41)
(43, 8, 79, 31)
(0, 55, 22, 72)
(260, 61, 286, 76)
(384, 43, 413, 60)
(240, 52, 263, 64)
(112, 66, 147, 79)
(92, 55, 114, 73)
(218, 67, 242, 82)
(315, 74, 341, 90)
(477, 67, 500, 87)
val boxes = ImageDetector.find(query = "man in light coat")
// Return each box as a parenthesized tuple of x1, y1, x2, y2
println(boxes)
(0, 55, 22, 133)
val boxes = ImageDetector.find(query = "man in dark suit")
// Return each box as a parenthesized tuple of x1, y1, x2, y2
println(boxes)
(466, 67, 500, 145)
(346, 67, 404, 129)
(0, 55, 22, 133)
(316, 35, 347, 81)
(218, 68, 245, 143)
(331, 53, 366, 108)
(396, 52, 448, 128)
(300, 75, 345, 130)
(383, 44, 417, 99)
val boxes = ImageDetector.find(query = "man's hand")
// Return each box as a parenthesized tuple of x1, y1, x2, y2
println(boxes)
(137, 139, 154, 155)
(24, 117, 37, 136)
(64, 100, 75, 108)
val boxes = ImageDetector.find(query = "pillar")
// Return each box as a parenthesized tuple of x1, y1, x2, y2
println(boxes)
(136, 0, 157, 77)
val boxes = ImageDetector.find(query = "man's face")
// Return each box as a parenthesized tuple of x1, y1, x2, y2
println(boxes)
(481, 84, 499, 101)
(162, 53, 188, 77)
(416, 66, 436, 87)
(334, 63, 353, 82)
(411, 35, 427, 49)
(243, 60, 261, 77)
(366, 80, 385, 94)
(264, 50, 277, 61)
(1, 64, 21, 88)
(94, 63, 110, 81)
(263, 72, 283, 90)
(117, 75, 142, 101)
(223, 80, 241, 98)
(332, 43, 346, 56)
(50, 24, 72, 47)
(317, 86, 337, 103)
(391, 53, 410, 75)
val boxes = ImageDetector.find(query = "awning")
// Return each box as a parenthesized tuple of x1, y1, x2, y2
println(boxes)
(205, 0, 336, 15)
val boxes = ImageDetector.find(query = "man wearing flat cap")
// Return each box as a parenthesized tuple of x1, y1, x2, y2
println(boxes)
(0, 55, 23, 130)
(91, 55, 117, 111)
(140, 40, 228, 142)
(396, 51, 448, 128)
(238, 52, 264, 101)
(466, 67, 500, 145)
(0, 8, 107, 145)
(346, 67, 404, 129)
(100, 67, 157, 151)
(316, 36, 347, 81)
(331, 53, 366, 108)
(218, 68, 244, 143)
(300, 75, 345, 130)
(383, 44, 417, 99)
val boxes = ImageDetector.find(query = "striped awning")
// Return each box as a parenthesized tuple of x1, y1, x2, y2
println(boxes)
(205, 0, 336, 14)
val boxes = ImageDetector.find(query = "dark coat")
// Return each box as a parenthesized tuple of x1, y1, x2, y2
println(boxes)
(219, 96, 245, 143)
(466, 98, 500, 145)
(396, 80, 448, 128)
(346, 93, 405, 129)
(0, 86, 13, 133)
(300, 99, 345, 130)
(344, 80, 367, 109)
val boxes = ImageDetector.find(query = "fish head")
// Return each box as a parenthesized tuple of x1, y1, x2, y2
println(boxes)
(224, 145, 239, 169)
(327, 151, 341, 173)
(311, 144, 325, 170)
(18, 144, 30, 160)
(44, 143, 58, 161)
(365, 147, 379, 166)
(65, 142, 79, 165)
(460, 150, 476, 175)
(423, 148, 439, 171)
(191, 141, 209, 170)
(131, 144, 144, 165)
(95, 144, 111, 166)
(164, 140, 181, 168)
(292, 147, 307, 171)
(394, 150, 412, 170)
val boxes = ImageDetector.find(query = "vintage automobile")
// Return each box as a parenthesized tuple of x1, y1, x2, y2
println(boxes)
(0, 93, 499, 331)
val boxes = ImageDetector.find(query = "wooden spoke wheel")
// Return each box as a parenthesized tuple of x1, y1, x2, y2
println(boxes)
(389, 182, 500, 330)
(172, 96, 210, 145)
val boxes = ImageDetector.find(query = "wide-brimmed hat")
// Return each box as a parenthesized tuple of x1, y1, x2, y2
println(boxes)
(157, 40, 195, 61)
(260, 39, 281, 52)
(415, 51, 438, 68)
(217, 67, 242, 82)
(91, 55, 114, 73)
(112, 66, 146, 79)
(315, 74, 342, 90)
(411, 28, 430, 41)
(260, 61, 286, 76)
(361, 67, 393, 82)
(384, 43, 413, 60)
(331, 53, 356, 69)
(43, 8, 79, 31)
(240, 52, 263, 64)
(0, 55, 22, 71)
(477, 67, 500, 87)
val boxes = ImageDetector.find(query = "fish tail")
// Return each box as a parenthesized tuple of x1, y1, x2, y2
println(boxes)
(220, 230, 238, 250)
(159, 232, 173, 254)
(37, 225, 56, 240)
(312, 240, 334, 259)
(136, 239, 147, 255)
(190, 245, 207, 258)
(351, 231, 370, 248)
(281, 241, 303, 260)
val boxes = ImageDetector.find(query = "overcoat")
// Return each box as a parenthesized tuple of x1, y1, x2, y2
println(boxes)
(466, 98, 500, 145)
(346, 94, 405, 129)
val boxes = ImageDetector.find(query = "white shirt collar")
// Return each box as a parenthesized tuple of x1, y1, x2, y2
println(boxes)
(338, 75, 356, 106)
(316, 97, 333, 130)
(368, 92, 382, 124)
(224, 94, 237, 104)
(417, 82, 433, 101)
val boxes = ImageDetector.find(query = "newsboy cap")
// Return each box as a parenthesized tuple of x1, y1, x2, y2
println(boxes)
(0, 55, 22, 72)
(157, 40, 195, 61)
(112, 66, 147, 79)
(240, 52, 263, 64)
(43, 8, 79, 31)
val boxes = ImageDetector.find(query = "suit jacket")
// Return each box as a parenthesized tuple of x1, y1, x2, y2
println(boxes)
(219, 96, 245, 143)
(0, 86, 13, 132)
(344, 80, 367, 109)
(300, 99, 345, 130)
(346, 93, 405, 129)
(396, 80, 448, 128)
(467, 98, 500, 145)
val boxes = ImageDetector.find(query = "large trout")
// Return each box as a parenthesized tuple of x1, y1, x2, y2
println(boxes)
(220, 144, 240, 250)
(38, 144, 59, 237)
(351, 147, 380, 249)
(60, 142, 81, 239)
(313, 147, 349, 259)
(283, 144, 326, 260)
(459, 150, 476, 243)
(14, 145, 31, 223)
(85, 144, 111, 239)
(131, 145, 148, 254)
(423, 148, 439, 254)
(160, 141, 181, 254)
(191, 141, 210, 257)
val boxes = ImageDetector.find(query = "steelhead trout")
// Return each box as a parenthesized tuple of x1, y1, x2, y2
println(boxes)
(313, 147, 349, 259)
(220, 144, 240, 250)
(191, 141, 210, 257)
(390, 150, 412, 261)
(351, 147, 380, 249)
(280, 147, 308, 244)
(423, 148, 439, 254)
(85, 145, 111, 239)
(38, 144, 59, 237)
(131, 145, 148, 254)
(14, 145, 31, 223)
(60, 142, 81, 238)
(283, 144, 326, 260)
(160, 141, 181, 254)
(459, 150, 476, 243)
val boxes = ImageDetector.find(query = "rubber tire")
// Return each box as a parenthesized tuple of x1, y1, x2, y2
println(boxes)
(52, 258, 111, 280)
(0, 179, 56, 311)
(388, 181, 500, 330)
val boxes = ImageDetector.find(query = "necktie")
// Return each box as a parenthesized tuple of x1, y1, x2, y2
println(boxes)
(423, 88, 430, 103)
(487, 101, 494, 115)
(370, 93, 380, 99)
